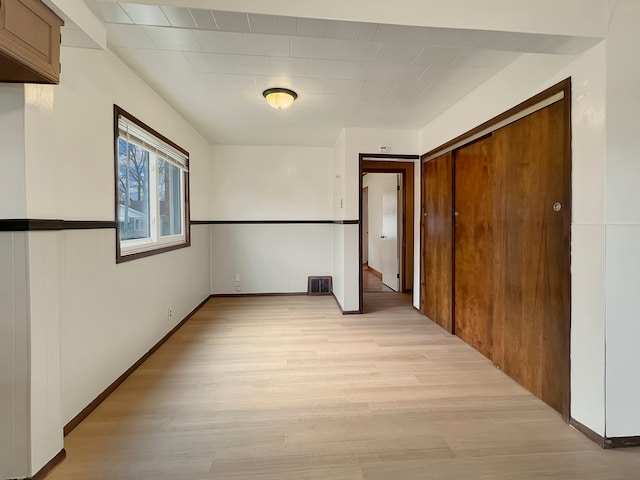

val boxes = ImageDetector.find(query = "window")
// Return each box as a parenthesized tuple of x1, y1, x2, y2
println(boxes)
(114, 105, 190, 262)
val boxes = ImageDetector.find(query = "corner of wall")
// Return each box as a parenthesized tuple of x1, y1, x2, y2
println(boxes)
(0, 85, 27, 218)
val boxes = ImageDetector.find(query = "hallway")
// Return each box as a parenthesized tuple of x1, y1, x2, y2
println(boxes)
(48, 296, 640, 480)
(363, 266, 394, 293)
(362, 265, 412, 313)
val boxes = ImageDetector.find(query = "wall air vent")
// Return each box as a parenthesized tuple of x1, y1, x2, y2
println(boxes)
(307, 276, 332, 296)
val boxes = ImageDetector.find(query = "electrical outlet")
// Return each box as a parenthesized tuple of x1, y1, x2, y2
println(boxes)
(235, 285, 241, 292)
(168, 308, 172, 320)
(235, 274, 241, 281)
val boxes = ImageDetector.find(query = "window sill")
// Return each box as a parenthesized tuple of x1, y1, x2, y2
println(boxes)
(116, 240, 191, 264)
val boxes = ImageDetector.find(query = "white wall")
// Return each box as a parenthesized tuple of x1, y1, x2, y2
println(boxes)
(26, 48, 212, 221)
(209, 145, 334, 296)
(331, 225, 345, 308)
(28, 232, 63, 473)
(210, 145, 333, 221)
(211, 224, 332, 294)
(45, 47, 213, 425)
(0, 45, 214, 477)
(344, 129, 419, 220)
(0, 86, 26, 218)
(60, 226, 210, 424)
(604, 0, 640, 438)
(332, 131, 347, 308)
(342, 225, 360, 311)
(419, 44, 607, 435)
(0, 84, 65, 476)
(25, 85, 58, 218)
(605, 228, 640, 437)
(412, 161, 421, 303)
(0, 233, 29, 479)
(333, 130, 346, 219)
(340, 128, 420, 312)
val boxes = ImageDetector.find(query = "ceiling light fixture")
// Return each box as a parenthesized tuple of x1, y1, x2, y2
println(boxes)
(263, 88, 298, 110)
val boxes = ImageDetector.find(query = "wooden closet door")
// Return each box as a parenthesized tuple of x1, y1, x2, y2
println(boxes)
(492, 100, 569, 413)
(422, 152, 453, 332)
(454, 136, 495, 359)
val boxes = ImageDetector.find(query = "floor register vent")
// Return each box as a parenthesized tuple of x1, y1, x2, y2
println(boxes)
(307, 276, 332, 295)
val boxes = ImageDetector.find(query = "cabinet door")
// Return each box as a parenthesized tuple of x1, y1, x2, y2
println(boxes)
(492, 100, 568, 413)
(0, 0, 63, 84)
(454, 136, 495, 359)
(422, 152, 453, 332)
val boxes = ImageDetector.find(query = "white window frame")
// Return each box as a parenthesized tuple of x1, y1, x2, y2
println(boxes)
(114, 105, 190, 263)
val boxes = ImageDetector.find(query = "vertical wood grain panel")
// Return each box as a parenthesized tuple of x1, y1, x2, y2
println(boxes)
(454, 136, 494, 359)
(492, 100, 567, 412)
(419, 80, 571, 419)
(422, 152, 453, 332)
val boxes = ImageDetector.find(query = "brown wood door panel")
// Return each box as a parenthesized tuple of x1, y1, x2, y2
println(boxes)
(422, 152, 453, 332)
(418, 81, 571, 419)
(454, 136, 495, 359)
(492, 100, 567, 412)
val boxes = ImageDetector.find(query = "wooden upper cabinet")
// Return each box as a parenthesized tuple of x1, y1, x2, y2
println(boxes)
(0, 0, 64, 84)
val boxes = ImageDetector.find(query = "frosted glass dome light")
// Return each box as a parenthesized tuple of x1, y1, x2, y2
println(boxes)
(263, 88, 298, 110)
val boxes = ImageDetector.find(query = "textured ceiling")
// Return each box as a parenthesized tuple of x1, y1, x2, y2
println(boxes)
(73, 1, 600, 146)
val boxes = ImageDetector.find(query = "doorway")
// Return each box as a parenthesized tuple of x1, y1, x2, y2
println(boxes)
(359, 155, 419, 313)
(363, 173, 400, 292)
(362, 186, 369, 267)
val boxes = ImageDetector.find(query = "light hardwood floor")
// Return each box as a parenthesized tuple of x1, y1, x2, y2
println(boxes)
(363, 266, 393, 293)
(48, 295, 640, 480)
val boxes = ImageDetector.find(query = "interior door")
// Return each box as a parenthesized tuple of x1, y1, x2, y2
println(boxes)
(422, 152, 453, 331)
(454, 136, 495, 359)
(362, 187, 369, 265)
(381, 174, 399, 291)
(492, 100, 568, 413)
(418, 87, 570, 417)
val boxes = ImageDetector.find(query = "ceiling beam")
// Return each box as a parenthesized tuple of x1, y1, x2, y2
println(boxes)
(97, 0, 608, 38)
(44, 0, 107, 49)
